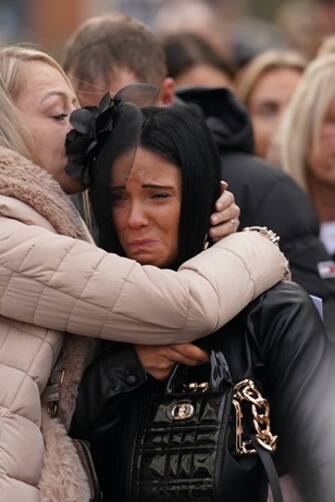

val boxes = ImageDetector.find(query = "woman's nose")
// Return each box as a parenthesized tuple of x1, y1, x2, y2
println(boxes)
(65, 114, 74, 134)
(127, 202, 149, 227)
(66, 105, 78, 133)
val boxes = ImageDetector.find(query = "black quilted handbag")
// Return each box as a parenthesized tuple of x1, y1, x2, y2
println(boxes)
(126, 350, 282, 502)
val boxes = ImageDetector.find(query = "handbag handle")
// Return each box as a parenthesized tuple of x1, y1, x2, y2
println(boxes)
(252, 438, 283, 502)
(166, 349, 232, 393)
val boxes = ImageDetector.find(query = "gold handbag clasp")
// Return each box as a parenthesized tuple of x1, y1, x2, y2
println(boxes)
(168, 402, 195, 421)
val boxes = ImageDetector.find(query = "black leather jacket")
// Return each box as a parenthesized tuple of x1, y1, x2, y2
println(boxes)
(71, 281, 334, 501)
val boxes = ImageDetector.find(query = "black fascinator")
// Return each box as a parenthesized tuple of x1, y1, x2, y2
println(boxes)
(65, 83, 159, 186)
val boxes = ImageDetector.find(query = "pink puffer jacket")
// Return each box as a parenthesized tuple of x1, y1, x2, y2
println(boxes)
(0, 147, 286, 501)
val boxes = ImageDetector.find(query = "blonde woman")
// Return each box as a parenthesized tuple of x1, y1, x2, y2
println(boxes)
(280, 54, 335, 256)
(237, 50, 306, 159)
(0, 46, 286, 502)
(278, 54, 335, 330)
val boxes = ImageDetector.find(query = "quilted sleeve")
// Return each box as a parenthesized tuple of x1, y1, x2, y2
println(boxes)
(0, 217, 286, 344)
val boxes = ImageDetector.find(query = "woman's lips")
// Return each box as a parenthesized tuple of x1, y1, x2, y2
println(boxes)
(128, 239, 158, 248)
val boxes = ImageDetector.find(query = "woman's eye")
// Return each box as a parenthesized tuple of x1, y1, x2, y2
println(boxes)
(52, 113, 68, 121)
(111, 192, 127, 204)
(151, 192, 170, 199)
(255, 103, 278, 119)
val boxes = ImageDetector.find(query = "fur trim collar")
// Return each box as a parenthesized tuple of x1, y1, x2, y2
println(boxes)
(40, 411, 91, 502)
(0, 146, 89, 240)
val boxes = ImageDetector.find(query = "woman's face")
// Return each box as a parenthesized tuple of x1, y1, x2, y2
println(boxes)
(248, 68, 302, 158)
(307, 109, 335, 188)
(111, 146, 182, 267)
(15, 60, 82, 194)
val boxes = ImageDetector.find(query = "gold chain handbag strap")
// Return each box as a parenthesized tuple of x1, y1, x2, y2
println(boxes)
(232, 379, 278, 455)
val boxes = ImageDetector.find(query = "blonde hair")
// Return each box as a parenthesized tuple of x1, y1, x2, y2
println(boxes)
(237, 49, 307, 106)
(0, 73, 33, 160)
(0, 45, 74, 100)
(280, 54, 335, 191)
(0, 46, 77, 163)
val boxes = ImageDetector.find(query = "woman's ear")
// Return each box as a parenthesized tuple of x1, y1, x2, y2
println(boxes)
(158, 78, 176, 106)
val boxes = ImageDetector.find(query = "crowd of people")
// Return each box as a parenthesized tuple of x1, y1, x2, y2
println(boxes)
(0, 5, 335, 502)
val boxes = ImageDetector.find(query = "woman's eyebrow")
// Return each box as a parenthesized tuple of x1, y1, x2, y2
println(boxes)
(142, 183, 174, 189)
(110, 183, 175, 189)
(41, 91, 76, 105)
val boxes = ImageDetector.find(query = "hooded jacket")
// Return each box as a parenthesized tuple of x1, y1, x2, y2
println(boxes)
(0, 147, 285, 502)
(177, 87, 335, 334)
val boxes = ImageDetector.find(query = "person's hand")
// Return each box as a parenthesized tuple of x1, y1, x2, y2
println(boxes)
(209, 181, 240, 241)
(135, 343, 208, 381)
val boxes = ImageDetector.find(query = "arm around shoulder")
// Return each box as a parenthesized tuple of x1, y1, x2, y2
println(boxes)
(0, 218, 286, 345)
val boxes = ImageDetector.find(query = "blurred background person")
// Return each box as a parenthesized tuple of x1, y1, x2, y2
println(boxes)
(63, 13, 175, 108)
(280, 54, 335, 265)
(276, 1, 322, 59)
(153, 0, 231, 60)
(236, 50, 307, 160)
(162, 32, 235, 91)
(276, 0, 335, 59)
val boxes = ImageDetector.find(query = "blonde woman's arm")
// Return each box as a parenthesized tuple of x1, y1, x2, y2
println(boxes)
(0, 217, 286, 344)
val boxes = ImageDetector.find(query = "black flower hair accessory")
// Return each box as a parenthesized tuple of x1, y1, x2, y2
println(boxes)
(65, 83, 159, 186)
(65, 92, 121, 185)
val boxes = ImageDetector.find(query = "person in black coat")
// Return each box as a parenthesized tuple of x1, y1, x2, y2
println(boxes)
(176, 86, 335, 335)
(69, 103, 334, 502)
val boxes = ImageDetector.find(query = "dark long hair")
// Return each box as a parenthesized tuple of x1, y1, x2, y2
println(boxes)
(99, 105, 221, 269)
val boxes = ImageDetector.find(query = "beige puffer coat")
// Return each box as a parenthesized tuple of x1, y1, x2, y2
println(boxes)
(0, 147, 286, 502)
